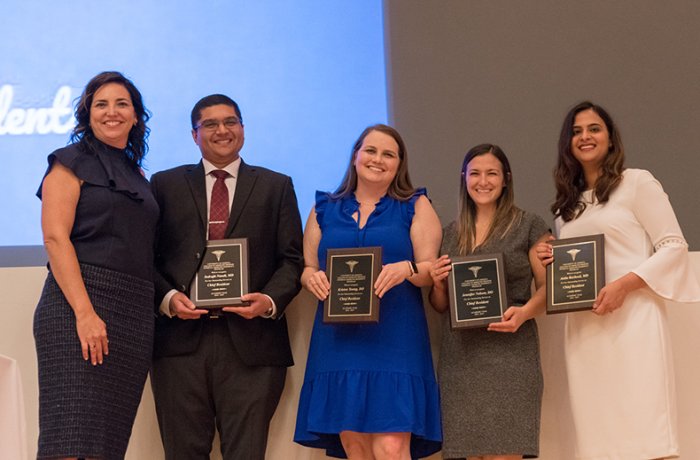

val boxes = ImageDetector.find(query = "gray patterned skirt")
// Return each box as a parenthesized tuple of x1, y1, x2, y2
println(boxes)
(34, 263, 154, 460)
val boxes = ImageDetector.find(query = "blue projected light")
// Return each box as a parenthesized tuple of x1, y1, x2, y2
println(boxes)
(0, 1, 387, 247)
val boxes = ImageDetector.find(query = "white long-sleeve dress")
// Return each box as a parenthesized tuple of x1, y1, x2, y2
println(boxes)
(556, 168, 700, 460)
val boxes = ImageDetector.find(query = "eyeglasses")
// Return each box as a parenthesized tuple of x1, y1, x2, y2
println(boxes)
(194, 117, 241, 131)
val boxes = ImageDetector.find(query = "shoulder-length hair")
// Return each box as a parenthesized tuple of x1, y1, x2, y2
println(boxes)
(331, 124, 415, 201)
(456, 143, 522, 255)
(552, 101, 625, 222)
(71, 71, 151, 169)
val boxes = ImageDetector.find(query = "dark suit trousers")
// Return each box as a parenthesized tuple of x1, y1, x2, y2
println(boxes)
(151, 318, 287, 460)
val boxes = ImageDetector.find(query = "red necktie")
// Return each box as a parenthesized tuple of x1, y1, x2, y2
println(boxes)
(208, 170, 229, 240)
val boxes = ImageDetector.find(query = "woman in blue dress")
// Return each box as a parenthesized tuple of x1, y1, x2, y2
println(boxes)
(294, 124, 443, 459)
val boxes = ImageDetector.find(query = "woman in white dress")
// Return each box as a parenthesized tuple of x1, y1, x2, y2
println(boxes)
(538, 101, 700, 460)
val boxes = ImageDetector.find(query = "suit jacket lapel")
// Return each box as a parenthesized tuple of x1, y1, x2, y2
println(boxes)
(184, 161, 208, 234)
(227, 160, 256, 235)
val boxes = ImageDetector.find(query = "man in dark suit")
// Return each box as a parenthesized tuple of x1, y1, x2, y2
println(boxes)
(150, 94, 303, 460)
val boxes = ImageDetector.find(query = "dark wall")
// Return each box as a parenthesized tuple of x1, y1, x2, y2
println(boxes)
(385, 0, 700, 248)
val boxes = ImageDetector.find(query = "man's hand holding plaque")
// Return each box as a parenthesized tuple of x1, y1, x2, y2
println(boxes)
(190, 238, 251, 309)
(223, 292, 272, 319)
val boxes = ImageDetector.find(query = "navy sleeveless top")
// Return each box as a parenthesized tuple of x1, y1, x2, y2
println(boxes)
(37, 140, 159, 281)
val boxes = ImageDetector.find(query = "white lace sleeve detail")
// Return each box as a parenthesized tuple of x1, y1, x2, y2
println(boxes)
(654, 236, 688, 251)
(628, 169, 700, 301)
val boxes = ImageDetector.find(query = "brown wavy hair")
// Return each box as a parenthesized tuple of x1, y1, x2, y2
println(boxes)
(456, 143, 522, 255)
(71, 71, 151, 169)
(552, 101, 625, 222)
(331, 124, 415, 201)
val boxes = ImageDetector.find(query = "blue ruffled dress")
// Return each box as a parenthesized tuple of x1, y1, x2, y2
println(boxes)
(294, 189, 442, 459)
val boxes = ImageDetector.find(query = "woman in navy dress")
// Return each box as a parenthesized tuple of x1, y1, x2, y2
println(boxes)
(294, 124, 443, 459)
(34, 71, 158, 459)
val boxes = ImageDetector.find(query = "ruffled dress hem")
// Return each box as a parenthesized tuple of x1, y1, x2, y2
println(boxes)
(295, 369, 441, 459)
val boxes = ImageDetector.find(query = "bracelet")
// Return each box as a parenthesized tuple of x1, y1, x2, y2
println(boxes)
(406, 260, 418, 277)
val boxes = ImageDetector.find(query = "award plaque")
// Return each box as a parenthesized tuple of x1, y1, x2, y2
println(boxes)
(190, 238, 250, 308)
(546, 234, 605, 314)
(323, 247, 382, 323)
(448, 253, 507, 329)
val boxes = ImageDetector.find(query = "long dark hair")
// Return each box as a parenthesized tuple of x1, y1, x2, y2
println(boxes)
(552, 101, 625, 221)
(71, 71, 151, 168)
(331, 124, 415, 200)
(456, 143, 522, 254)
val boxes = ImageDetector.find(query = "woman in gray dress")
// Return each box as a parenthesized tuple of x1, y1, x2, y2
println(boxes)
(429, 144, 550, 460)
